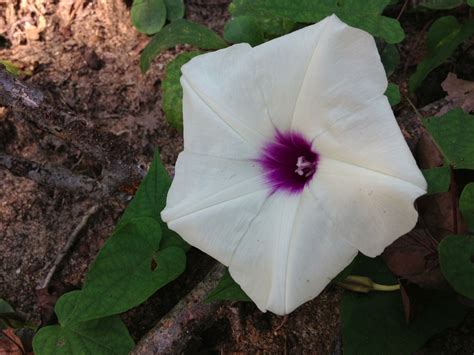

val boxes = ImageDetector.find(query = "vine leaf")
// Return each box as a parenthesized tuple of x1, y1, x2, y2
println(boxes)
(423, 109, 474, 170)
(205, 268, 251, 303)
(460, 183, 474, 232)
(131, 0, 167, 35)
(69, 218, 186, 322)
(140, 20, 227, 73)
(164, 0, 184, 21)
(162, 51, 202, 131)
(409, 16, 474, 93)
(422, 166, 451, 194)
(32, 291, 134, 355)
(386, 83, 400, 106)
(230, 0, 405, 43)
(119, 151, 188, 250)
(341, 256, 467, 355)
(439, 235, 474, 300)
(224, 16, 265, 46)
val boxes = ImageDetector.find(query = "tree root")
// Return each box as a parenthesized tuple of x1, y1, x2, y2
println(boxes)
(132, 263, 226, 354)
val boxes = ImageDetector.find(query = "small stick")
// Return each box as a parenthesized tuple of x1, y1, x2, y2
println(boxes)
(132, 263, 226, 354)
(39, 204, 100, 290)
(0, 152, 105, 195)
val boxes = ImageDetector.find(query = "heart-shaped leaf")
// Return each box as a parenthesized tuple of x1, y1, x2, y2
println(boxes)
(341, 256, 467, 355)
(422, 166, 451, 194)
(205, 268, 251, 302)
(224, 16, 265, 46)
(409, 16, 474, 93)
(164, 0, 184, 21)
(70, 218, 186, 322)
(131, 0, 167, 35)
(140, 20, 227, 72)
(439, 235, 474, 299)
(120, 152, 187, 250)
(230, 0, 405, 43)
(460, 183, 474, 232)
(162, 51, 202, 131)
(32, 291, 134, 355)
(386, 83, 401, 106)
(423, 109, 474, 170)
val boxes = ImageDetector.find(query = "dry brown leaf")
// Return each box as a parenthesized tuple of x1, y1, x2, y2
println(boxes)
(383, 229, 445, 289)
(0, 328, 24, 355)
(416, 132, 444, 169)
(441, 73, 474, 113)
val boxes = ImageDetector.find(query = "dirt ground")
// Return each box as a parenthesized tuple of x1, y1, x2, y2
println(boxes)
(0, 0, 473, 353)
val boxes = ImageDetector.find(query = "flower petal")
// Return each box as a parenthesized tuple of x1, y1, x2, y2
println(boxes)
(181, 78, 259, 159)
(291, 15, 387, 139)
(308, 157, 426, 257)
(161, 152, 269, 264)
(228, 189, 358, 315)
(162, 151, 263, 221)
(250, 16, 331, 131)
(181, 43, 273, 146)
(313, 96, 427, 189)
(181, 16, 333, 144)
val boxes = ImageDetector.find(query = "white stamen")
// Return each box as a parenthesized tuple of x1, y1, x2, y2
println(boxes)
(295, 155, 315, 177)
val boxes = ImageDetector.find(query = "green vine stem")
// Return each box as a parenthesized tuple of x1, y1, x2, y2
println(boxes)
(337, 275, 400, 293)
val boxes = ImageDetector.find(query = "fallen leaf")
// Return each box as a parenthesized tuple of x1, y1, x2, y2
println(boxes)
(0, 328, 24, 355)
(416, 132, 444, 169)
(442, 73, 474, 113)
(417, 192, 466, 240)
(383, 229, 445, 289)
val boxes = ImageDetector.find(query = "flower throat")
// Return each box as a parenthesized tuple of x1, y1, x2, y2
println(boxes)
(258, 130, 319, 194)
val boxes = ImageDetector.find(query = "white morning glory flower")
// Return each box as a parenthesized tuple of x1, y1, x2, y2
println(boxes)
(161, 14, 427, 315)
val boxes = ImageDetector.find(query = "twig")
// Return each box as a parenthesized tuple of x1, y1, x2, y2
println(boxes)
(396, 97, 454, 151)
(0, 67, 146, 191)
(396, 0, 409, 20)
(132, 263, 226, 354)
(0, 152, 105, 195)
(39, 204, 100, 290)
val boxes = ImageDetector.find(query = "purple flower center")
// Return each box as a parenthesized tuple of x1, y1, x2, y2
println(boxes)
(258, 130, 319, 194)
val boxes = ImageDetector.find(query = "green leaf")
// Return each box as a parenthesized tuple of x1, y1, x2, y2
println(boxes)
(409, 16, 474, 93)
(224, 16, 265, 46)
(229, 0, 334, 23)
(230, 0, 405, 43)
(164, 0, 184, 21)
(131, 0, 167, 35)
(341, 256, 467, 355)
(120, 151, 188, 251)
(336, 0, 405, 44)
(422, 166, 451, 194)
(140, 19, 227, 73)
(205, 268, 251, 302)
(381, 44, 400, 77)
(460, 183, 474, 232)
(469, 0, 474, 6)
(70, 218, 186, 322)
(162, 51, 202, 131)
(32, 291, 134, 355)
(385, 83, 401, 106)
(418, 0, 463, 9)
(439, 235, 474, 299)
(257, 16, 295, 38)
(423, 109, 474, 170)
